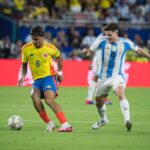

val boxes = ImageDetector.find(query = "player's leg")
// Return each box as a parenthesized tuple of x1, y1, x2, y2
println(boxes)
(103, 94, 112, 105)
(90, 55, 112, 106)
(85, 69, 96, 104)
(92, 80, 110, 129)
(31, 87, 54, 131)
(86, 80, 97, 104)
(93, 76, 112, 105)
(113, 76, 132, 131)
(43, 76, 72, 132)
(44, 90, 72, 132)
(31, 88, 44, 112)
(97, 96, 108, 122)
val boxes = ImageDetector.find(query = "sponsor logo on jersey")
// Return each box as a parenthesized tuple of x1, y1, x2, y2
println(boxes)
(112, 46, 117, 51)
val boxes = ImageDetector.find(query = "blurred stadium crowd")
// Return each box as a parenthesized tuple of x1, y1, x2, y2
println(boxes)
(1, 0, 150, 22)
(0, 0, 150, 61)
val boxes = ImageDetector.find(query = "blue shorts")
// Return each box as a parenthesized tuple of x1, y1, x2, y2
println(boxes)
(32, 76, 58, 95)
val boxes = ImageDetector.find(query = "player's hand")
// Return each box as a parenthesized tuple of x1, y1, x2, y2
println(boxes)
(57, 75, 63, 82)
(57, 71, 63, 82)
(81, 48, 89, 54)
(18, 77, 25, 87)
(81, 48, 92, 56)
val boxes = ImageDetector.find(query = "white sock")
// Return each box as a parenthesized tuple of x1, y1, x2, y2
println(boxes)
(86, 80, 97, 100)
(47, 121, 54, 126)
(120, 98, 130, 122)
(61, 122, 69, 127)
(97, 104, 108, 121)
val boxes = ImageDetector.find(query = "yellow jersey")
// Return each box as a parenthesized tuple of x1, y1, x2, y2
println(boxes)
(22, 42, 60, 80)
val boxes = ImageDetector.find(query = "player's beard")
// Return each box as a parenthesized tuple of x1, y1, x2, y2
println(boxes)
(34, 42, 43, 48)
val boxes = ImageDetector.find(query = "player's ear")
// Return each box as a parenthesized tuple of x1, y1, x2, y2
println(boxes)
(115, 30, 118, 34)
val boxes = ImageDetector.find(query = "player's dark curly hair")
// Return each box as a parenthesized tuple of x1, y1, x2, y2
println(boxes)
(30, 25, 45, 36)
(104, 23, 118, 32)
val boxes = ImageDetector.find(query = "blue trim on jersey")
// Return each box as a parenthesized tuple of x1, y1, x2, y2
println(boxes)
(124, 42, 132, 51)
(98, 40, 106, 79)
(118, 43, 129, 79)
(106, 43, 117, 78)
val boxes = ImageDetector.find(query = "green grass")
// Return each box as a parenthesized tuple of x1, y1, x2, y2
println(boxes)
(0, 87, 150, 150)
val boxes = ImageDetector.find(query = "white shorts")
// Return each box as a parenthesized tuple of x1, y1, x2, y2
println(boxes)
(95, 75, 126, 97)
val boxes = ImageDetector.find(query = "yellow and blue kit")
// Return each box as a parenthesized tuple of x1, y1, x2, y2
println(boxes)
(22, 42, 60, 93)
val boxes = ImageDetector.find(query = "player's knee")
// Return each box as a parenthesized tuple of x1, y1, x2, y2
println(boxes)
(31, 93, 40, 101)
(117, 93, 124, 100)
(45, 98, 55, 106)
(95, 97, 103, 107)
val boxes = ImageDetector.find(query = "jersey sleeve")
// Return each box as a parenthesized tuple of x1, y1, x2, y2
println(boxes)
(124, 39, 139, 51)
(90, 35, 105, 52)
(52, 45, 60, 58)
(22, 47, 28, 63)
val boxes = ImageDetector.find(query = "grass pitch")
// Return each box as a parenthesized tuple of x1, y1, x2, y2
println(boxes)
(0, 87, 150, 150)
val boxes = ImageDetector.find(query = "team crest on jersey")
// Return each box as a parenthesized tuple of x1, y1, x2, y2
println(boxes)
(112, 46, 117, 51)
(43, 53, 48, 58)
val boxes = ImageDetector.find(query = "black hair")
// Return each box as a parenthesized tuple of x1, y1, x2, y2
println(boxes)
(104, 23, 118, 32)
(30, 25, 45, 36)
(101, 23, 107, 27)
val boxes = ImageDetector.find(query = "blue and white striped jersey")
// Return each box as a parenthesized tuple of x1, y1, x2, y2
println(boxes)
(90, 37, 139, 79)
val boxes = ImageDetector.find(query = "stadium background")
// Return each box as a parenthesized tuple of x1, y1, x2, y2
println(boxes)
(0, 0, 150, 87)
(0, 1, 150, 150)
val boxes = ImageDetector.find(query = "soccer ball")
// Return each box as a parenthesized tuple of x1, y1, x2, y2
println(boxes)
(8, 115, 24, 130)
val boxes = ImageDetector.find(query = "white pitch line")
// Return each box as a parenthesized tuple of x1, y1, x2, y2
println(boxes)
(2, 119, 150, 125)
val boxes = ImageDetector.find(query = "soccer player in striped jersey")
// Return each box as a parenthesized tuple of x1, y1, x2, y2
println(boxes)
(82, 23, 150, 131)
(18, 26, 72, 132)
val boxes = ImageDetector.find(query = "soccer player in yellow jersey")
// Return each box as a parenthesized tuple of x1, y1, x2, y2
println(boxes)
(18, 26, 72, 132)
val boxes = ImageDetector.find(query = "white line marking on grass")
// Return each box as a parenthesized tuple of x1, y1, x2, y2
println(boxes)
(2, 119, 150, 125)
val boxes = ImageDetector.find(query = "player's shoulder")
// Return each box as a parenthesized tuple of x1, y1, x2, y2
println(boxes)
(100, 38, 107, 44)
(96, 35, 106, 45)
(22, 42, 33, 50)
(119, 37, 132, 42)
(45, 42, 57, 50)
(97, 33, 106, 40)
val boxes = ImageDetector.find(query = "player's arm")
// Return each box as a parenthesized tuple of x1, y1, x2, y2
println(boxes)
(18, 47, 28, 87)
(81, 35, 104, 55)
(136, 48, 150, 59)
(81, 47, 94, 56)
(18, 63, 27, 87)
(127, 39, 150, 60)
(57, 54, 63, 82)
(51, 45, 63, 82)
(53, 47, 63, 82)
(57, 54, 62, 72)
